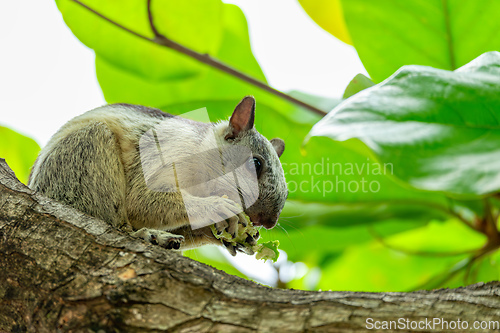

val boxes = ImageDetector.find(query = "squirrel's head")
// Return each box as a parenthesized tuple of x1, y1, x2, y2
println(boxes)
(222, 96, 288, 229)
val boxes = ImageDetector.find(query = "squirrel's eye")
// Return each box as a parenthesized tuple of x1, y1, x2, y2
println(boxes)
(246, 157, 263, 177)
(253, 157, 263, 176)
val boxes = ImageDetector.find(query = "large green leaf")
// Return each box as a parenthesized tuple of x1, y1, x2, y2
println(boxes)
(316, 219, 486, 292)
(56, 0, 223, 79)
(340, 0, 500, 82)
(342, 73, 374, 99)
(94, 4, 280, 112)
(91, 2, 452, 221)
(0, 126, 40, 184)
(298, 0, 352, 45)
(309, 52, 500, 197)
(260, 216, 427, 265)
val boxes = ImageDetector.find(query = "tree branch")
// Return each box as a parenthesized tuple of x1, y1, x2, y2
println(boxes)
(1, 159, 500, 332)
(70, 0, 328, 117)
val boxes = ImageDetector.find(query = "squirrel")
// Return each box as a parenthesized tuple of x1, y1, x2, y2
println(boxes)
(28, 96, 288, 256)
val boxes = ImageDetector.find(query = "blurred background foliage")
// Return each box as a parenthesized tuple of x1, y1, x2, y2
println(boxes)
(2, 0, 500, 292)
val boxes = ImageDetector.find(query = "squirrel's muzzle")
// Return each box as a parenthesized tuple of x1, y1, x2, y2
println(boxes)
(249, 212, 279, 229)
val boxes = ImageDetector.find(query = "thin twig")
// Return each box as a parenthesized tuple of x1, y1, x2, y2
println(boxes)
(444, 197, 481, 232)
(483, 198, 500, 243)
(72, 0, 152, 43)
(146, 0, 160, 37)
(71, 0, 327, 116)
(411, 257, 471, 291)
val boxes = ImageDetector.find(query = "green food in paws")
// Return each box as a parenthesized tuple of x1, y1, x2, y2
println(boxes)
(211, 215, 280, 262)
(253, 240, 280, 262)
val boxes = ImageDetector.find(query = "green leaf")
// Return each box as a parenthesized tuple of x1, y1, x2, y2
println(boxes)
(94, 4, 272, 107)
(92, 0, 451, 221)
(56, 0, 224, 80)
(280, 200, 447, 230)
(316, 219, 486, 291)
(261, 217, 426, 265)
(0, 126, 40, 184)
(309, 52, 500, 196)
(298, 0, 352, 45)
(340, 0, 500, 82)
(342, 73, 374, 99)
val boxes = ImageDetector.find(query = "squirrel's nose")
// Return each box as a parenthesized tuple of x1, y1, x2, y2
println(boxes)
(249, 213, 278, 229)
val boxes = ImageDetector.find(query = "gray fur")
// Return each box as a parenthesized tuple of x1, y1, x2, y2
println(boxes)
(28, 98, 287, 253)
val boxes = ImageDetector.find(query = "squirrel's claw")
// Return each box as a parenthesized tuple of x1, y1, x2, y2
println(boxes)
(223, 240, 237, 256)
(235, 243, 255, 255)
(214, 219, 228, 235)
(131, 228, 184, 250)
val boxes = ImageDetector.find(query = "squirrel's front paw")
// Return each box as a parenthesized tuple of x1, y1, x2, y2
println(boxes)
(212, 197, 247, 237)
(131, 228, 184, 250)
(210, 198, 260, 256)
(215, 219, 257, 257)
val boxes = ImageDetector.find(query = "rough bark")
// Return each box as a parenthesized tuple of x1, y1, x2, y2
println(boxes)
(0, 158, 499, 333)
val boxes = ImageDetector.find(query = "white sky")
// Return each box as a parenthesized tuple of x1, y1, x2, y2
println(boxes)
(0, 0, 366, 147)
(0, 0, 366, 286)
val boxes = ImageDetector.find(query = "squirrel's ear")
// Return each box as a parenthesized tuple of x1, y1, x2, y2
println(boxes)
(226, 96, 255, 139)
(270, 138, 285, 158)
